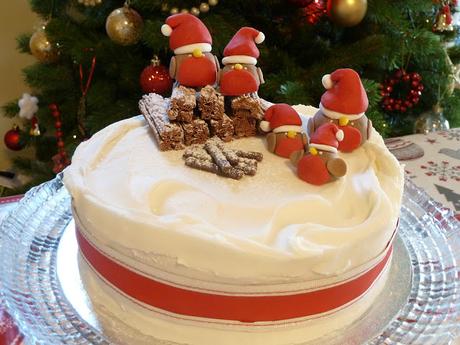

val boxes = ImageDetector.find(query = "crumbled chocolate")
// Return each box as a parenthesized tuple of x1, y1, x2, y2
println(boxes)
(231, 111, 258, 138)
(182, 119, 210, 146)
(199, 85, 225, 121)
(168, 85, 196, 123)
(140, 87, 263, 152)
(209, 114, 234, 142)
(231, 95, 264, 120)
(229, 95, 264, 138)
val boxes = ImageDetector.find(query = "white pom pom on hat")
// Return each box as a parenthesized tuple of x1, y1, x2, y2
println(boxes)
(161, 24, 172, 37)
(259, 120, 271, 132)
(322, 74, 334, 90)
(255, 31, 265, 44)
(336, 129, 344, 142)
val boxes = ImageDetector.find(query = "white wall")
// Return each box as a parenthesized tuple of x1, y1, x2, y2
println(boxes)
(0, 0, 37, 170)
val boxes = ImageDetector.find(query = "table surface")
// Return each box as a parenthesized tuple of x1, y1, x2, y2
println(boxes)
(0, 128, 459, 345)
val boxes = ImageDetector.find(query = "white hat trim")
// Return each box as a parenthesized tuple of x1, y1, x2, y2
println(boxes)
(273, 125, 303, 134)
(174, 43, 212, 55)
(309, 143, 338, 153)
(255, 31, 265, 44)
(319, 103, 364, 121)
(222, 55, 257, 65)
(161, 24, 172, 37)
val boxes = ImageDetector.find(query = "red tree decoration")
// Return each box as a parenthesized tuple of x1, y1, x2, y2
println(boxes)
(49, 103, 70, 173)
(302, 0, 328, 25)
(3, 125, 24, 151)
(380, 69, 424, 113)
(140, 56, 173, 96)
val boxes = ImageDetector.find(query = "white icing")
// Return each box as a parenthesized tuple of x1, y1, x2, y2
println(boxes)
(63, 109, 404, 286)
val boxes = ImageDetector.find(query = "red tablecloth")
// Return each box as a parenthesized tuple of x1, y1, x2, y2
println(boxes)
(0, 129, 459, 344)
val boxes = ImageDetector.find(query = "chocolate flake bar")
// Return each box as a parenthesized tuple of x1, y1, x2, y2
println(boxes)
(139, 93, 184, 151)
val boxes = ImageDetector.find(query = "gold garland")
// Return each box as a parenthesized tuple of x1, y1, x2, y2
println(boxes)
(162, 0, 219, 16)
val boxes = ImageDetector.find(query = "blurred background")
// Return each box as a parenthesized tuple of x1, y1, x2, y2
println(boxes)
(0, 0, 36, 172)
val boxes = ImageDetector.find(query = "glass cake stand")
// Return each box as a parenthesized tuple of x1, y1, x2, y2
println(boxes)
(0, 174, 459, 345)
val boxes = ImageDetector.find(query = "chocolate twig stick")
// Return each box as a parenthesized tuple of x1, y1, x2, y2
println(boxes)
(204, 141, 244, 180)
(182, 138, 261, 180)
(235, 161, 257, 176)
(211, 138, 258, 176)
(185, 157, 219, 174)
(183, 146, 213, 162)
(234, 149, 263, 162)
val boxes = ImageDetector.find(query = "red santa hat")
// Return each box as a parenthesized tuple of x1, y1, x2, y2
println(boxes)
(309, 123, 344, 153)
(161, 13, 212, 55)
(320, 68, 368, 121)
(222, 27, 265, 65)
(259, 103, 302, 133)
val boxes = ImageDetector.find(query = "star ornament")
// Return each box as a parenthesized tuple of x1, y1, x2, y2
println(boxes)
(18, 93, 39, 120)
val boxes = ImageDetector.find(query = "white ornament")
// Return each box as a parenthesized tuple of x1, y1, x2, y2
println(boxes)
(18, 93, 39, 120)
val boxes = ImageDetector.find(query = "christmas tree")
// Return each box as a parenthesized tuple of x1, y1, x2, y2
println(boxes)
(2, 0, 460, 193)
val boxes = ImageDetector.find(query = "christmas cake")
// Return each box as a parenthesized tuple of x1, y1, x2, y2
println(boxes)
(63, 13, 404, 345)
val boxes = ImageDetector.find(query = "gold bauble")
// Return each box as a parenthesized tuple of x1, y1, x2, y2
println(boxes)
(191, 7, 200, 16)
(209, 0, 218, 6)
(170, 7, 179, 14)
(78, 0, 102, 6)
(105, 5, 144, 46)
(433, 12, 454, 32)
(328, 0, 367, 27)
(199, 2, 210, 12)
(180, 8, 189, 13)
(29, 28, 59, 63)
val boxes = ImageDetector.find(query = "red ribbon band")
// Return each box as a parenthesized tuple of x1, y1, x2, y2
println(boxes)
(77, 227, 393, 323)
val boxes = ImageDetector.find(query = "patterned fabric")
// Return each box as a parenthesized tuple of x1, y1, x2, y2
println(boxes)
(385, 128, 460, 220)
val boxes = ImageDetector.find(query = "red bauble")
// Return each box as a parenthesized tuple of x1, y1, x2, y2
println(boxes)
(4, 126, 24, 151)
(302, 0, 327, 25)
(140, 56, 173, 96)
